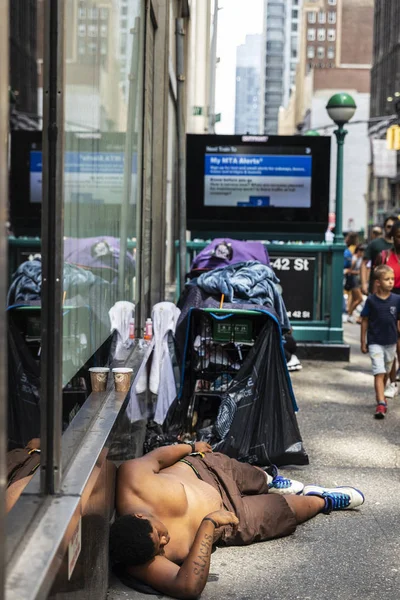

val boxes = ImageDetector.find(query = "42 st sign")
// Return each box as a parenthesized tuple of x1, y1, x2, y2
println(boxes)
(270, 254, 316, 321)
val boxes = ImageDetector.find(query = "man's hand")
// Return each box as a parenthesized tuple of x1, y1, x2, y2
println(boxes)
(194, 441, 213, 454)
(361, 343, 368, 354)
(206, 509, 239, 529)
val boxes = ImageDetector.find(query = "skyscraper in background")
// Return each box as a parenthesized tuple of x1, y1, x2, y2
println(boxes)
(261, 0, 302, 134)
(234, 34, 262, 134)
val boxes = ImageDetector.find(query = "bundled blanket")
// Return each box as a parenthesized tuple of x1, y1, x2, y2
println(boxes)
(197, 261, 290, 331)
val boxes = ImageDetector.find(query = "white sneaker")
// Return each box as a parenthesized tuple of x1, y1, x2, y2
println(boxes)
(264, 466, 304, 495)
(347, 316, 356, 324)
(287, 355, 302, 372)
(303, 485, 365, 513)
(384, 382, 398, 399)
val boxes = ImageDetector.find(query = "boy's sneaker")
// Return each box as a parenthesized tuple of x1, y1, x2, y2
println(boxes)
(286, 354, 302, 372)
(347, 315, 356, 324)
(384, 382, 397, 399)
(375, 402, 387, 419)
(303, 485, 365, 514)
(264, 465, 304, 495)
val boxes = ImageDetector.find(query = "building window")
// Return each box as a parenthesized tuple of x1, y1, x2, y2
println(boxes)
(292, 23, 298, 32)
(308, 12, 316, 24)
(100, 40, 107, 55)
(328, 11, 337, 24)
(317, 28, 326, 41)
(317, 46, 325, 58)
(121, 6, 128, 15)
(78, 7, 86, 18)
(78, 24, 86, 37)
(88, 25, 98, 37)
(78, 41, 86, 55)
(291, 49, 297, 58)
(100, 25, 107, 37)
(318, 11, 326, 23)
(307, 28, 316, 41)
(327, 29, 336, 41)
(88, 42, 97, 54)
(328, 0, 337, 4)
(307, 46, 315, 59)
(100, 8, 108, 20)
(327, 46, 335, 59)
(292, 9, 298, 19)
(88, 8, 98, 19)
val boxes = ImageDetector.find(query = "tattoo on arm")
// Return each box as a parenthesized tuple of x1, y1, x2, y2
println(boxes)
(192, 533, 213, 578)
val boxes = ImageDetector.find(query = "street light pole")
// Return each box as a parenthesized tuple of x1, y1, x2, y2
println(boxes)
(332, 124, 348, 245)
(325, 92, 357, 343)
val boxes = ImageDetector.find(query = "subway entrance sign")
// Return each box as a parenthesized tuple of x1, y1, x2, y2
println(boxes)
(269, 254, 315, 321)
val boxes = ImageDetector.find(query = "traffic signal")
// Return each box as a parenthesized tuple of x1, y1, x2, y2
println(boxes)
(386, 125, 400, 150)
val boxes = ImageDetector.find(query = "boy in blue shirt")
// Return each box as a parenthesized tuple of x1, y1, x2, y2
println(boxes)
(361, 265, 400, 418)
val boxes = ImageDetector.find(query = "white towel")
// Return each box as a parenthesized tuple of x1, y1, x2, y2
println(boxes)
(109, 301, 135, 358)
(127, 302, 181, 425)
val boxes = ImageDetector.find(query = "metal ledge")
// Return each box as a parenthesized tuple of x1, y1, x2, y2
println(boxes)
(5, 341, 146, 600)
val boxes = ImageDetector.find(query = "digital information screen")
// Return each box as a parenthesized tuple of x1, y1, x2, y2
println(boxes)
(30, 149, 137, 205)
(204, 147, 312, 208)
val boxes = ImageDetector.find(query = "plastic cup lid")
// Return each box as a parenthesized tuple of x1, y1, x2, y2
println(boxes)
(89, 367, 110, 373)
(112, 367, 133, 373)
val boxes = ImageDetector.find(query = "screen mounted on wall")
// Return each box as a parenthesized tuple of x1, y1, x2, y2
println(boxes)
(187, 134, 331, 236)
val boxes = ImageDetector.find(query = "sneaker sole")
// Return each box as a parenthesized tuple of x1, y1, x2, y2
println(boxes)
(374, 411, 386, 419)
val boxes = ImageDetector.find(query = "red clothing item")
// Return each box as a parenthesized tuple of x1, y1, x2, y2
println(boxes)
(380, 250, 400, 288)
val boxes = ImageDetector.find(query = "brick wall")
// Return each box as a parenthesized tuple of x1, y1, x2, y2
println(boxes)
(340, 0, 374, 65)
(314, 67, 370, 92)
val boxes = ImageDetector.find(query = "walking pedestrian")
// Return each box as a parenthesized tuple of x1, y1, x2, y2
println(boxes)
(361, 215, 397, 295)
(346, 244, 366, 323)
(360, 265, 400, 418)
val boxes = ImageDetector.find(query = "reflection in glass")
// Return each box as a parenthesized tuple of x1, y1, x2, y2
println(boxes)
(62, 0, 144, 418)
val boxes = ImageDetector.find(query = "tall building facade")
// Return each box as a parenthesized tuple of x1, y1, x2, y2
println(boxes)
(367, 1, 400, 227)
(261, 0, 302, 134)
(278, 0, 374, 232)
(235, 34, 262, 134)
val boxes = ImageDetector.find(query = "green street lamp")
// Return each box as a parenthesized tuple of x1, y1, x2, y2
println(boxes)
(326, 92, 357, 244)
(304, 129, 320, 136)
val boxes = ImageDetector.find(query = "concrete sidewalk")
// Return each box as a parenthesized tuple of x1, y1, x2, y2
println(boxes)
(108, 323, 400, 600)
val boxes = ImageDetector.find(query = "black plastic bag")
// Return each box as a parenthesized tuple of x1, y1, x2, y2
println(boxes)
(7, 317, 41, 449)
(215, 320, 309, 467)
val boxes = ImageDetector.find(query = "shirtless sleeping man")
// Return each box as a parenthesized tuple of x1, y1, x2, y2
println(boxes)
(110, 442, 364, 599)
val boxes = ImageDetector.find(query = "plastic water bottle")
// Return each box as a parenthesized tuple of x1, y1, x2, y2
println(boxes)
(129, 318, 135, 340)
(144, 318, 153, 340)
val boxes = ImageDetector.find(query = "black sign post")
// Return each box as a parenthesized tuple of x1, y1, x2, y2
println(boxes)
(269, 254, 316, 321)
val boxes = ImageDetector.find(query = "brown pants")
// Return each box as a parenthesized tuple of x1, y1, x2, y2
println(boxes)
(186, 453, 297, 546)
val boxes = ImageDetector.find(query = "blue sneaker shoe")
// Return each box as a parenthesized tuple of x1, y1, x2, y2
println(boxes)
(264, 465, 304, 495)
(303, 485, 365, 513)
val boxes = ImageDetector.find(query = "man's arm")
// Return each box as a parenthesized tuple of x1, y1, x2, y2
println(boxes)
(361, 259, 369, 295)
(121, 442, 212, 476)
(130, 510, 239, 600)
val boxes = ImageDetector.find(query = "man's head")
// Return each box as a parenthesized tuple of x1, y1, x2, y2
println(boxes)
(109, 513, 169, 566)
(373, 265, 394, 293)
(371, 226, 382, 240)
(383, 216, 397, 240)
(345, 232, 358, 248)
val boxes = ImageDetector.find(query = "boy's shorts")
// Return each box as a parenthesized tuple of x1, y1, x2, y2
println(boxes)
(368, 344, 397, 375)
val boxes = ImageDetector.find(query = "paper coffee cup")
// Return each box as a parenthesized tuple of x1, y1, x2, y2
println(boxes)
(89, 367, 110, 392)
(112, 367, 133, 392)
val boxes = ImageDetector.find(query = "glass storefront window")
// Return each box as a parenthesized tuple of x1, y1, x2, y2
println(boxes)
(62, 0, 144, 420)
